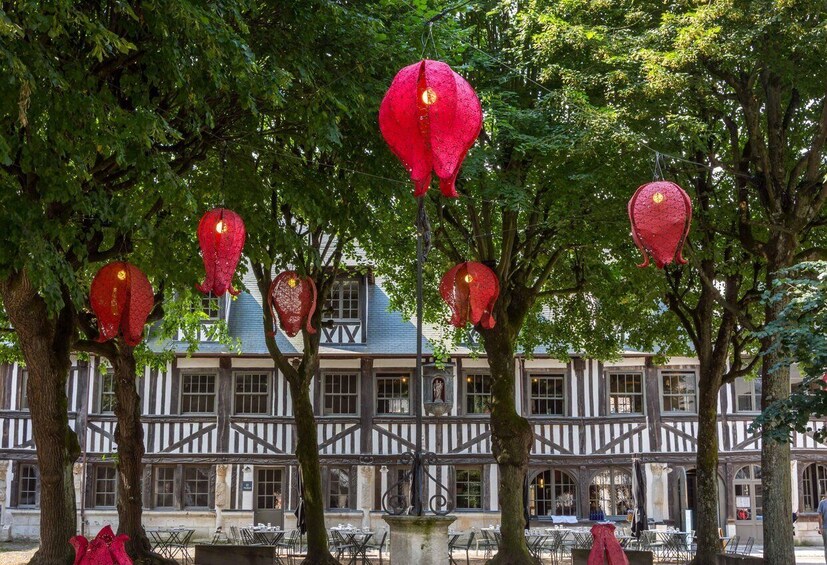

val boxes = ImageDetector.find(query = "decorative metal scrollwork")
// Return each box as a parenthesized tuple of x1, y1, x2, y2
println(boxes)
(381, 451, 453, 516)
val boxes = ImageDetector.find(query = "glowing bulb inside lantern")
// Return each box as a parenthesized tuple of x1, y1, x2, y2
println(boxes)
(464, 273, 474, 284)
(117, 270, 127, 281)
(421, 87, 437, 106)
(652, 192, 664, 204)
(215, 220, 227, 234)
(288, 277, 298, 288)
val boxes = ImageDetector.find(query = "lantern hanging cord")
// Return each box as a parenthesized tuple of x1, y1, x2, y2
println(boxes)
(651, 152, 664, 181)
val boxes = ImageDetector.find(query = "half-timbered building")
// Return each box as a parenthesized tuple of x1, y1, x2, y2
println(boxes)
(0, 268, 825, 544)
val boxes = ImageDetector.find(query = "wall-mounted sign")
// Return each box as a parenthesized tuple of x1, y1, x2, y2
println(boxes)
(242, 481, 253, 492)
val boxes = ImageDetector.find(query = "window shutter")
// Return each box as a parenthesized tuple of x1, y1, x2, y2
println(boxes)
(598, 373, 607, 417)
(143, 465, 153, 509)
(169, 368, 180, 415)
(85, 465, 95, 509)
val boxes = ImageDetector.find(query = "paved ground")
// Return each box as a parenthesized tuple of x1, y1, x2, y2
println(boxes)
(1, 541, 825, 564)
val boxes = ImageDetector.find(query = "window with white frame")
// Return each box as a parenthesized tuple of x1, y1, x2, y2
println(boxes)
(376, 373, 410, 415)
(17, 464, 38, 507)
(802, 463, 827, 512)
(455, 468, 483, 510)
(735, 377, 762, 412)
(328, 467, 350, 509)
(94, 466, 117, 508)
(661, 371, 697, 413)
(99, 371, 116, 413)
(181, 373, 216, 414)
(608, 373, 644, 414)
(184, 467, 210, 508)
(197, 292, 221, 320)
(589, 469, 632, 517)
(465, 373, 492, 414)
(325, 280, 360, 321)
(529, 374, 565, 415)
(234, 373, 270, 415)
(322, 373, 358, 415)
(154, 466, 175, 508)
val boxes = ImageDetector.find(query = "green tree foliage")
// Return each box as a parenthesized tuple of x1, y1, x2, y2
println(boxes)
(753, 263, 827, 442)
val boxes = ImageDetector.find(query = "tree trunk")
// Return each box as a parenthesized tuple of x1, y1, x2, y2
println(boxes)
(111, 344, 176, 565)
(760, 251, 795, 565)
(481, 327, 537, 565)
(287, 372, 337, 565)
(692, 365, 724, 564)
(0, 272, 79, 565)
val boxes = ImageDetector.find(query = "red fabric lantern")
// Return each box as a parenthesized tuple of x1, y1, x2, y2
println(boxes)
(90, 262, 154, 346)
(587, 523, 629, 565)
(196, 208, 246, 296)
(70, 525, 132, 565)
(267, 271, 317, 337)
(439, 262, 499, 329)
(379, 59, 482, 198)
(628, 181, 692, 268)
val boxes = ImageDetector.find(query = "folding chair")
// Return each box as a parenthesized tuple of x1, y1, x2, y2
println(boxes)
(739, 536, 754, 556)
(724, 535, 740, 555)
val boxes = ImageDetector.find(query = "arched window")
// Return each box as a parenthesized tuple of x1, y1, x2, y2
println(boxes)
(529, 469, 577, 517)
(802, 464, 827, 512)
(589, 469, 632, 517)
(734, 465, 762, 522)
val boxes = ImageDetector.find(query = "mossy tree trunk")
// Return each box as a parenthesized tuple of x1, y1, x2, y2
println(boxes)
(0, 271, 79, 565)
(110, 344, 176, 565)
(479, 293, 538, 565)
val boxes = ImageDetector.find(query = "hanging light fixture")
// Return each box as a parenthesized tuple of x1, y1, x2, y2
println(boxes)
(379, 59, 483, 198)
(628, 181, 692, 268)
(90, 262, 154, 346)
(439, 261, 499, 329)
(267, 271, 317, 337)
(196, 208, 246, 296)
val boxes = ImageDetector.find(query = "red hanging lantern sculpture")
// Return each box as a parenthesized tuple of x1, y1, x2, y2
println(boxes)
(379, 59, 483, 198)
(628, 181, 692, 269)
(70, 525, 132, 565)
(439, 262, 499, 329)
(267, 271, 317, 337)
(90, 262, 154, 346)
(196, 208, 246, 296)
(587, 523, 629, 565)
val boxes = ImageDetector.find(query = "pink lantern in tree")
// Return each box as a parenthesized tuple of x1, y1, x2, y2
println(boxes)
(196, 208, 246, 296)
(70, 525, 132, 565)
(267, 271, 317, 337)
(379, 59, 483, 198)
(90, 262, 154, 346)
(587, 523, 628, 565)
(439, 262, 499, 329)
(628, 181, 692, 268)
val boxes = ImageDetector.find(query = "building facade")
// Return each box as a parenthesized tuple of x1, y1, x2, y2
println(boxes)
(0, 271, 825, 544)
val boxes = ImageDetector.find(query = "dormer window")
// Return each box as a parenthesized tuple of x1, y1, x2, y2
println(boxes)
(198, 292, 221, 321)
(326, 280, 359, 321)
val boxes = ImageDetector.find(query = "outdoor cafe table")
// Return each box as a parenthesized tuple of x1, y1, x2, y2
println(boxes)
(147, 528, 195, 563)
(330, 528, 374, 565)
(653, 531, 692, 562)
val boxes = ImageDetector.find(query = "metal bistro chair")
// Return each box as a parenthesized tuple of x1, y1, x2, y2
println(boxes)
(449, 531, 475, 565)
(477, 529, 497, 559)
(240, 527, 261, 545)
(739, 536, 754, 556)
(365, 529, 389, 564)
(228, 526, 241, 545)
(724, 535, 741, 555)
(276, 529, 302, 562)
(211, 526, 229, 544)
(168, 530, 194, 565)
(330, 529, 356, 562)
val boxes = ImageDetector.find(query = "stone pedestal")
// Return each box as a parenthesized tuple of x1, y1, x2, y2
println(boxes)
(383, 515, 456, 565)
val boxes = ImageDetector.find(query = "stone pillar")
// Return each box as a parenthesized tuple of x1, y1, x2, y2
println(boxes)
(357, 465, 375, 530)
(790, 460, 799, 514)
(383, 515, 456, 565)
(647, 463, 671, 522)
(215, 464, 229, 529)
(0, 461, 9, 541)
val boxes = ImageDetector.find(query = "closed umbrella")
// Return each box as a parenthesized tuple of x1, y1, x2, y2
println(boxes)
(523, 474, 531, 530)
(294, 467, 307, 535)
(631, 459, 648, 538)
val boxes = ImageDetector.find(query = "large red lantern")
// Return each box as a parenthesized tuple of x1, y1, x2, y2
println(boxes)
(267, 271, 317, 337)
(196, 208, 246, 296)
(90, 262, 154, 346)
(71, 525, 132, 565)
(379, 59, 482, 198)
(439, 262, 499, 329)
(628, 181, 692, 269)
(587, 523, 628, 565)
